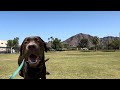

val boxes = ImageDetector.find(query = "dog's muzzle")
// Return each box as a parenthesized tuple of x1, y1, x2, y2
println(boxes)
(25, 42, 42, 68)
(27, 54, 41, 68)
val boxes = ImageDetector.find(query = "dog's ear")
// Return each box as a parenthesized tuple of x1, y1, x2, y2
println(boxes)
(44, 43, 48, 52)
(19, 44, 23, 56)
(19, 38, 26, 56)
(37, 36, 48, 52)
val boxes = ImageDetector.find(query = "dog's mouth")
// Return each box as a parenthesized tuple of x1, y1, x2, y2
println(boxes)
(29, 54, 38, 63)
(27, 54, 40, 67)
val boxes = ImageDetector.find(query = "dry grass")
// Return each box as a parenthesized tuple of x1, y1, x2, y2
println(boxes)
(0, 51, 120, 79)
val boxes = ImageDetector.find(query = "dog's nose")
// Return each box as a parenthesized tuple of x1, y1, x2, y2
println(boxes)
(28, 45, 36, 50)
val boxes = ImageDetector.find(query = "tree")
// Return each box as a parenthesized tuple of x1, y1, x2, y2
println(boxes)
(13, 37, 19, 47)
(7, 40, 14, 53)
(7, 37, 19, 53)
(7, 40, 14, 47)
(79, 38, 89, 48)
(48, 37, 54, 49)
(103, 39, 120, 50)
(51, 38, 62, 51)
(92, 36, 99, 51)
(111, 39, 120, 50)
(62, 43, 69, 49)
(13, 37, 19, 52)
(48, 37, 54, 42)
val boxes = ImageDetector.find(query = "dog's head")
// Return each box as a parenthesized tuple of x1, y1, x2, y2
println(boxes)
(19, 36, 48, 68)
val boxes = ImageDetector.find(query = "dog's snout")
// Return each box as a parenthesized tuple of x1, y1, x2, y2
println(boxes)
(28, 44, 36, 50)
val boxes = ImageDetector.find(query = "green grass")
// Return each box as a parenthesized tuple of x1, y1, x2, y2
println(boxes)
(0, 51, 120, 79)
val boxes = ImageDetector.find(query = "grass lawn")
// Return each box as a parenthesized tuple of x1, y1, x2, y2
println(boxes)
(0, 51, 120, 79)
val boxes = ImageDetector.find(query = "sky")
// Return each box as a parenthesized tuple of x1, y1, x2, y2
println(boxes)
(0, 11, 120, 45)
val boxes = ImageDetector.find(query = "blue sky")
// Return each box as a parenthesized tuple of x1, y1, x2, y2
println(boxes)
(0, 11, 120, 45)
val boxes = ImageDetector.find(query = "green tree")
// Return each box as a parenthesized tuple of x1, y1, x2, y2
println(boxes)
(62, 43, 70, 50)
(92, 36, 99, 51)
(13, 37, 19, 47)
(63, 43, 69, 49)
(7, 37, 19, 53)
(48, 37, 54, 49)
(103, 38, 112, 50)
(79, 38, 89, 48)
(7, 40, 14, 47)
(13, 37, 19, 52)
(111, 39, 120, 50)
(51, 38, 62, 51)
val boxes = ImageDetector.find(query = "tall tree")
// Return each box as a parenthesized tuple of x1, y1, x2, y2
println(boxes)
(48, 37, 54, 49)
(79, 38, 89, 48)
(92, 36, 99, 51)
(51, 38, 62, 51)
(62, 43, 69, 49)
(111, 39, 120, 50)
(13, 37, 19, 52)
(13, 37, 19, 47)
(48, 37, 54, 42)
(7, 37, 19, 53)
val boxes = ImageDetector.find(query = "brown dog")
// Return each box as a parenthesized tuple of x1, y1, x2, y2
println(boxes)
(18, 36, 48, 79)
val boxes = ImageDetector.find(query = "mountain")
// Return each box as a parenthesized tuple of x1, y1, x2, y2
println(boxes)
(62, 33, 119, 48)
(100, 36, 119, 46)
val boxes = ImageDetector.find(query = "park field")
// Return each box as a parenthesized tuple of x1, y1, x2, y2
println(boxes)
(0, 51, 120, 79)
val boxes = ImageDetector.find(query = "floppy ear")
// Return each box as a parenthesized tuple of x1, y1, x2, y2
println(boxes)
(37, 36, 48, 52)
(19, 43, 23, 56)
(44, 43, 48, 52)
(19, 38, 26, 56)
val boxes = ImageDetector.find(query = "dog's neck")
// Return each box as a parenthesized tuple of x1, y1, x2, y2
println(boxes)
(23, 58, 45, 79)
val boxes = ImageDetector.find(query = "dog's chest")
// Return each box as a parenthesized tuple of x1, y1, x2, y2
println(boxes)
(27, 68, 42, 77)
(25, 62, 43, 78)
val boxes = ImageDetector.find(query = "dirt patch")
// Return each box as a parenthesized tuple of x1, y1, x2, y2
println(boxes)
(0, 59, 16, 61)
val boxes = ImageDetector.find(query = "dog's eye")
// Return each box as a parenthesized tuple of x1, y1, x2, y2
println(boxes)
(26, 38, 30, 42)
(24, 41, 28, 44)
(24, 38, 30, 44)
(34, 38, 39, 42)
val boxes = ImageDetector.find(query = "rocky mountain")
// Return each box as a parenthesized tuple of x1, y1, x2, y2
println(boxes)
(62, 33, 94, 47)
(62, 33, 120, 48)
(100, 36, 119, 44)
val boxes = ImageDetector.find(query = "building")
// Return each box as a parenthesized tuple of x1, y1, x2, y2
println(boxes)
(0, 40, 7, 53)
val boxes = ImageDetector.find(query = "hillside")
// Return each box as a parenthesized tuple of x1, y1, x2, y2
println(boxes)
(62, 33, 119, 48)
